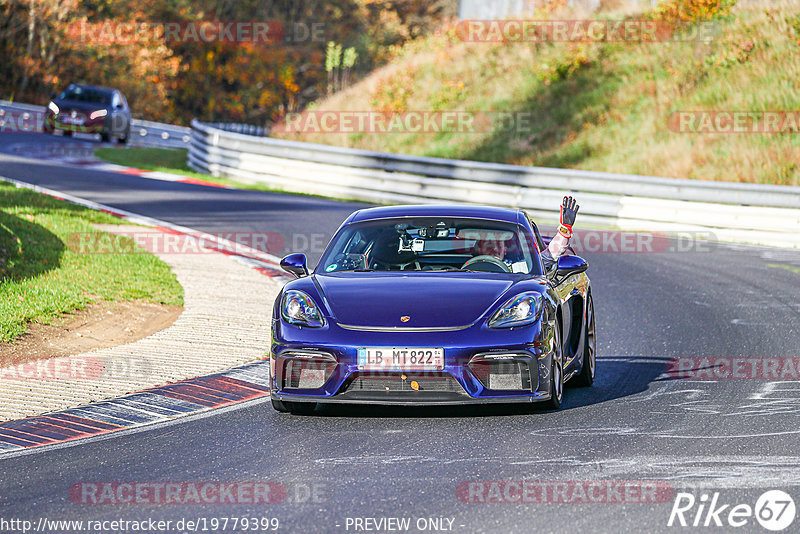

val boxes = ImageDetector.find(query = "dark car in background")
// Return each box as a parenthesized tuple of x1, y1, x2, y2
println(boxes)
(43, 83, 131, 143)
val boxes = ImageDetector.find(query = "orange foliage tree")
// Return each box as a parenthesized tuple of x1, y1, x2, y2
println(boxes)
(0, 0, 456, 126)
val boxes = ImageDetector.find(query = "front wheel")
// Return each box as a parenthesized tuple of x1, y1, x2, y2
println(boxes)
(571, 293, 596, 387)
(542, 325, 564, 410)
(100, 131, 111, 143)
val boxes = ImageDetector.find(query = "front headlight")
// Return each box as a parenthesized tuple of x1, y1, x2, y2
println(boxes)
(48, 101, 59, 114)
(89, 109, 108, 120)
(488, 292, 542, 329)
(281, 290, 325, 328)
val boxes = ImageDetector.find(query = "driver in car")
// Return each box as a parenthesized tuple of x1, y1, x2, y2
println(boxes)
(473, 196, 580, 270)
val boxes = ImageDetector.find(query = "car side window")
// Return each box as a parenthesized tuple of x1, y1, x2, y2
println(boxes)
(111, 92, 121, 108)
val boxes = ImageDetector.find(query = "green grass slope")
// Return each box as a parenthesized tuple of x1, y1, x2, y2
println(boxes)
(0, 183, 183, 342)
(275, 0, 800, 185)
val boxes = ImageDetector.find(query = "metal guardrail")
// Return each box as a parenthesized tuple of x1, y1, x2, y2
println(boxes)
(0, 100, 191, 148)
(207, 122, 268, 137)
(188, 119, 800, 248)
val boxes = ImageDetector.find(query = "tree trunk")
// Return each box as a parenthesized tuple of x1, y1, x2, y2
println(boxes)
(19, 0, 36, 95)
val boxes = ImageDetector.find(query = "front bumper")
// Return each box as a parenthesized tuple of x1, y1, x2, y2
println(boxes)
(271, 318, 557, 406)
(46, 113, 105, 133)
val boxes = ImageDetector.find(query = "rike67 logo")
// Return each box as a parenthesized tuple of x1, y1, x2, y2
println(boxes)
(668, 490, 796, 531)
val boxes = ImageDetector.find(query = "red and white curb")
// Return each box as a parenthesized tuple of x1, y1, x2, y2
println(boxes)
(0, 361, 271, 454)
(86, 161, 230, 189)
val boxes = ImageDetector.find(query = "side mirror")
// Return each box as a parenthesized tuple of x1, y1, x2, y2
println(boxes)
(556, 255, 588, 278)
(114, 103, 124, 109)
(280, 253, 309, 278)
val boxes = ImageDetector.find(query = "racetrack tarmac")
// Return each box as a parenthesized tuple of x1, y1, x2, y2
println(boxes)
(1, 132, 800, 533)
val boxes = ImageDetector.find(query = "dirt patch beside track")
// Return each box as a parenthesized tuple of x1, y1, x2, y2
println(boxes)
(0, 300, 182, 364)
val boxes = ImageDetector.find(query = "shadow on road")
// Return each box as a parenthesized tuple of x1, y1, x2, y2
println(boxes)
(293, 356, 672, 419)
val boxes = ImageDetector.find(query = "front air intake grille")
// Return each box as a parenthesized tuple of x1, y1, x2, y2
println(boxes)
(469, 358, 533, 392)
(344, 372, 466, 394)
(281, 357, 336, 390)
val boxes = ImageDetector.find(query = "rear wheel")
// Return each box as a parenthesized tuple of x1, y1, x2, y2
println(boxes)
(571, 293, 596, 387)
(542, 324, 564, 410)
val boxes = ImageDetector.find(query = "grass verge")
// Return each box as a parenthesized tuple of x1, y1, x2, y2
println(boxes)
(0, 181, 183, 342)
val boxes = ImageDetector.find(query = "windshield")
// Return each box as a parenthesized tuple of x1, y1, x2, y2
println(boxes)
(318, 217, 541, 275)
(58, 85, 111, 105)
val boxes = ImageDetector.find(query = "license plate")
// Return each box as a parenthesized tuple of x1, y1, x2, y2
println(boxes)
(358, 347, 444, 371)
(61, 117, 84, 125)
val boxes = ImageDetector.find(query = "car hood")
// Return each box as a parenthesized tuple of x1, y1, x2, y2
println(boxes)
(53, 100, 109, 113)
(314, 272, 525, 329)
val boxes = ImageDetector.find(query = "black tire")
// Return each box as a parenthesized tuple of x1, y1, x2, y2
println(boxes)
(542, 323, 564, 410)
(271, 398, 290, 412)
(118, 128, 129, 144)
(62, 130, 72, 137)
(571, 293, 596, 387)
(100, 131, 111, 143)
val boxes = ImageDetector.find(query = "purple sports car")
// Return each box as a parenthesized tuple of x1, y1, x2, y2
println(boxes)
(270, 204, 595, 414)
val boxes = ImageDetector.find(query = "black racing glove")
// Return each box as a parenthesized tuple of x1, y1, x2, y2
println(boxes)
(559, 196, 579, 238)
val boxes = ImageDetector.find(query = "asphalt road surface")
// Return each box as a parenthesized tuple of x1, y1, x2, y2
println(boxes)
(1, 131, 800, 534)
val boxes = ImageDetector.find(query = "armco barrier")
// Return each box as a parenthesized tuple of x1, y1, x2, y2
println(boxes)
(187, 119, 800, 248)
